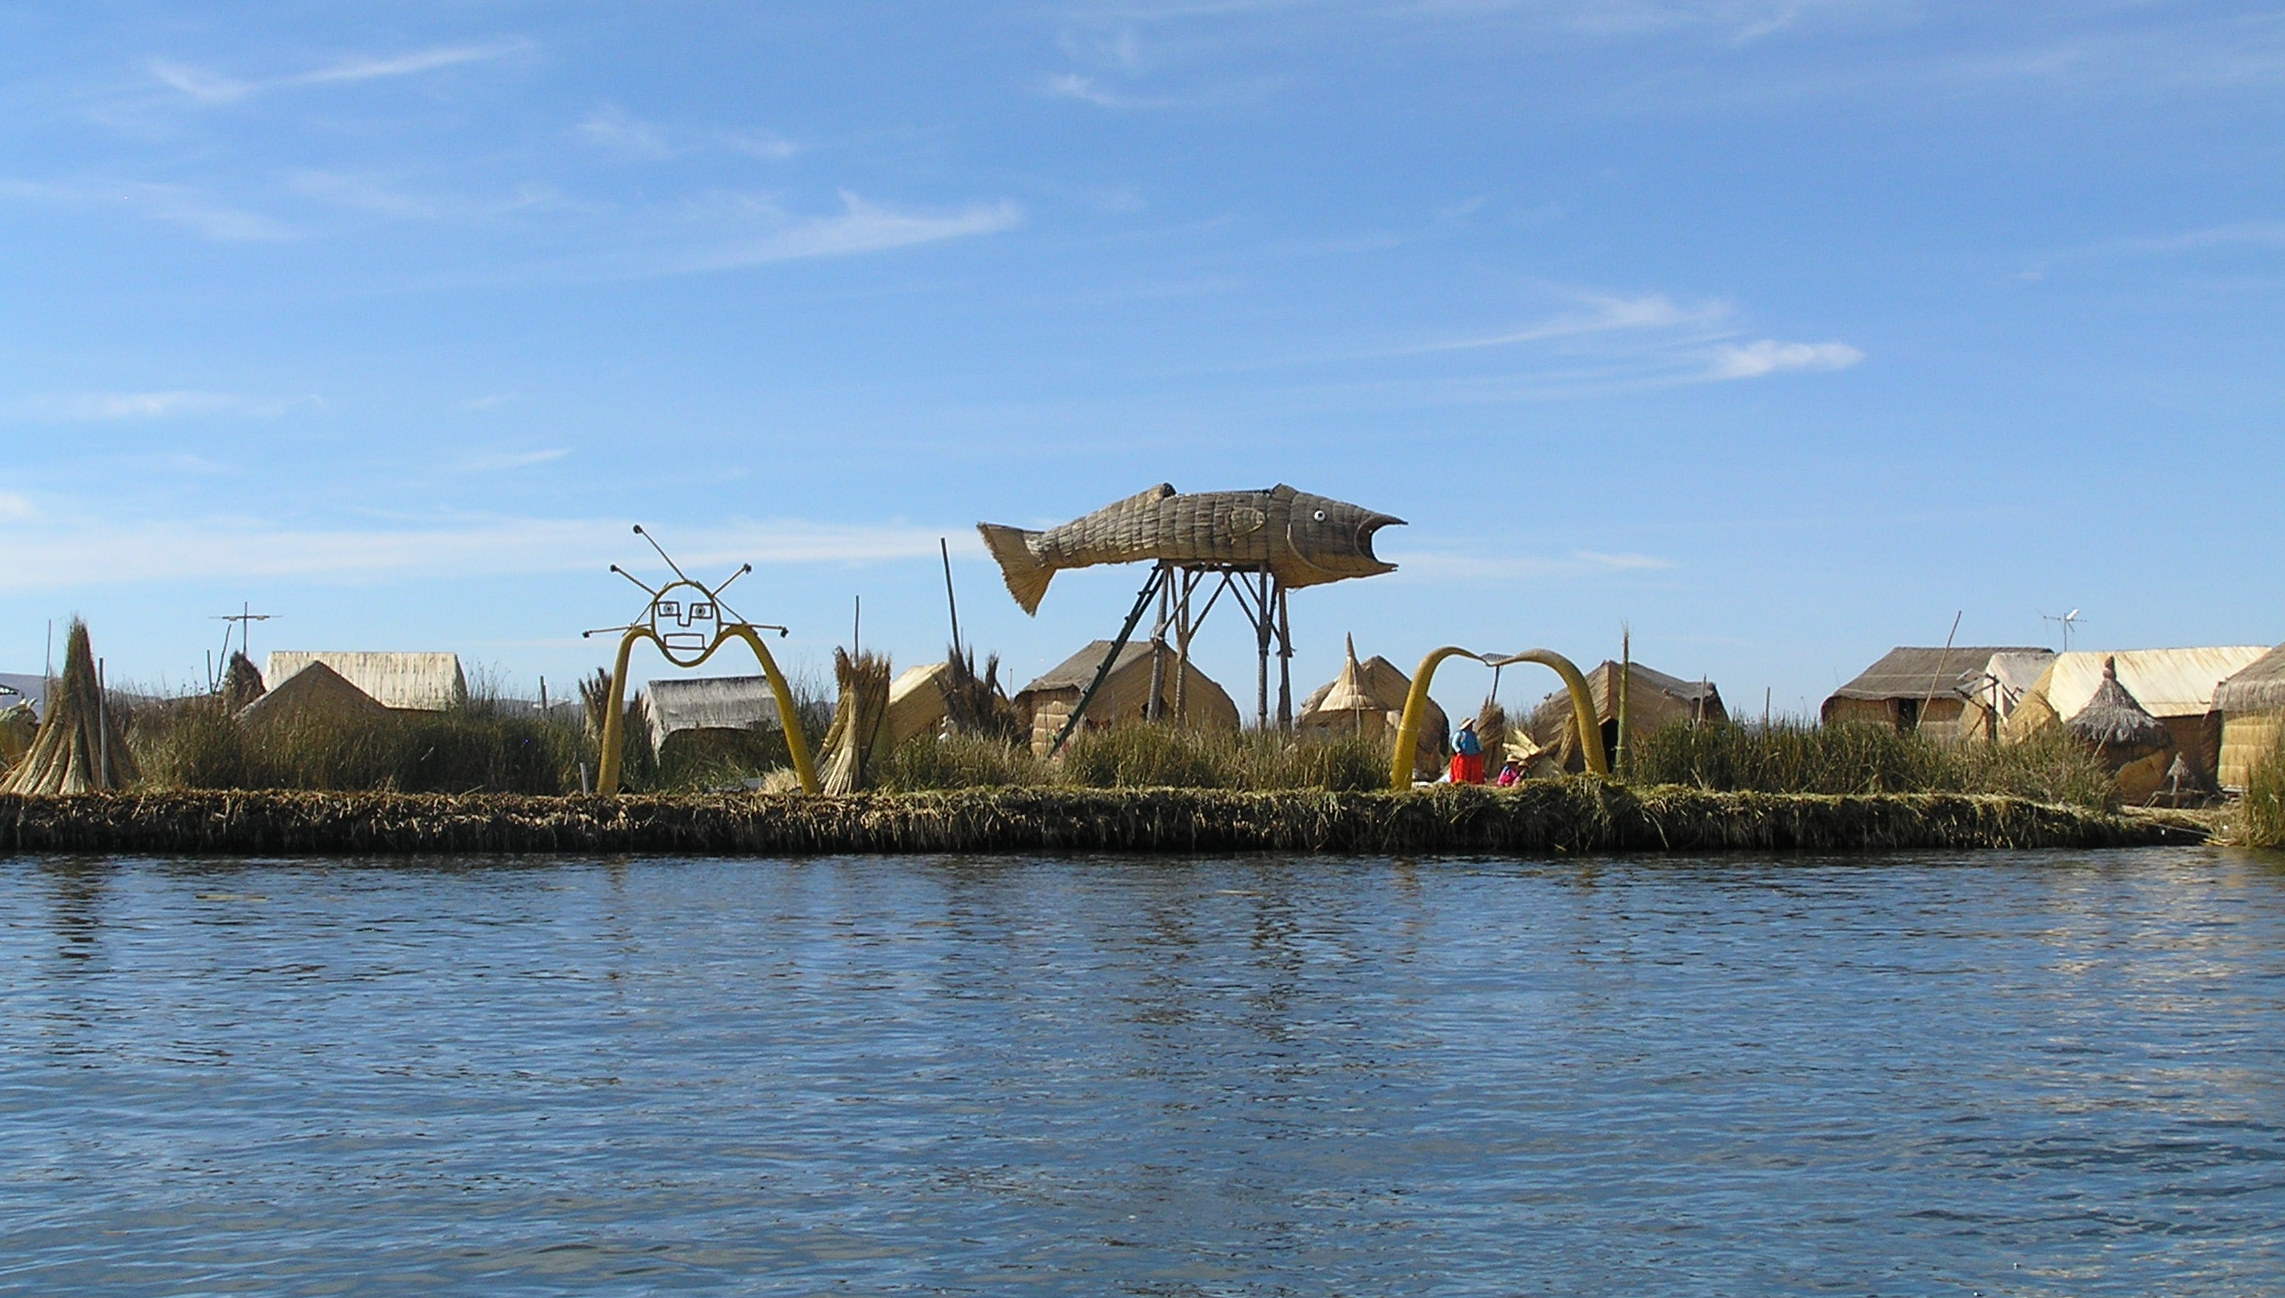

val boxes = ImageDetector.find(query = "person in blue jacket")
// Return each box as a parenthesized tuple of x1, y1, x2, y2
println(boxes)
(1449, 718, 1485, 785)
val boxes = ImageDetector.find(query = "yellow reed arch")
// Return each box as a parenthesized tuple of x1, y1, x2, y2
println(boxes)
(595, 623, 819, 795)
(1388, 646, 1607, 790)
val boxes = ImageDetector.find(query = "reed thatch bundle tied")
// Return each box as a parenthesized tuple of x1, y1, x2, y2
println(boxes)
(221, 651, 266, 711)
(940, 645, 1019, 740)
(2065, 656, 2172, 752)
(1, 619, 138, 794)
(820, 649, 893, 795)
(0, 703, 35, 771)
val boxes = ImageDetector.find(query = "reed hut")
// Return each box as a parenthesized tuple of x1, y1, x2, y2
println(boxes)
(1822, 646, 2051, 739)
(1955, 650, 2058, 742)
(1526, 660, 1725, 774)
(2003, 646, 2267, 785)
(1296, 637, 1448, 779)
(2215, 643, 2285, 792)
(237, 661, 391, 731)
(265, 651, 465, 712)
(1013, 640, 1239, 758)
(1, 620, 136, 794)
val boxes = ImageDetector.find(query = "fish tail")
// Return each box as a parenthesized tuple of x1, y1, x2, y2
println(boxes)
(977, 523, 1052, 615)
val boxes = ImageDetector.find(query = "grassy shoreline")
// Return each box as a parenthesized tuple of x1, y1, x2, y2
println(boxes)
(0, 784, 2209, 857)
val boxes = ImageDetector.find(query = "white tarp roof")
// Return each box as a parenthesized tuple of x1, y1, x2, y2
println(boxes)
(265, 651, 465, 711)
(646, 675, 783, 750)
(2030, 647, 2269, 720)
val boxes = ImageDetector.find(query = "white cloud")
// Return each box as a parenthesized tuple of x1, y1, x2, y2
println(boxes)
(9, 391, 318, 421)
(1402, 293, 1729, 355)
(1704, 339, 1863, 379)
(576, 104, 678, 160)
(149, 40, 530, 104)
(689, 192, 1024, 270)
(0, 492, 36, 521)
(455, 448, 569, 473)
(0, 514, 979, 592)
(0, 178, 298, 242)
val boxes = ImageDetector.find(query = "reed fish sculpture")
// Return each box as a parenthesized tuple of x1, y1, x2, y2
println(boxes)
(977, 483, 1404, 615)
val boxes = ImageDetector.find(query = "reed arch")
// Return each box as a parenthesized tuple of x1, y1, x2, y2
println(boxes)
(1388, 646, 1607, 790)
(595, 624, 819, 795)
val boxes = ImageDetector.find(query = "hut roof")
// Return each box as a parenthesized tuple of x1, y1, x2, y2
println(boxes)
(2215, 643, 2285, 714)
(1017, 640, 1183, 697)
(238, 661, 391, 728)
(2025, 647, 2267, 720)
(1536, 660, 1722, 720)
(265, 651, 465, 712)
(1828, 647, 2051, 703)
(2065, 658, 2172, 749)
(0, 672, 45, 718)
(646, 675, 783, 750)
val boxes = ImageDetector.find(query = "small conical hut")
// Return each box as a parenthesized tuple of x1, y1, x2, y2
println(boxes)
(1525, 660, 1724, 774)
(2065, 656, 2175, 801)
(238, 660, 390, 733)
(1, 619, 137, 794)
(1013, 641, 1239, 759)
(1294, 639, 1448, 779)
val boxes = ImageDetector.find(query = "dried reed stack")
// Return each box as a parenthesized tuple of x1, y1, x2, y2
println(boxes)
(220, 651, 265, 711)
(940, 644, 1019, 740)
(1, 619, 137, 794)
(820, 649, 892, 795)
(0, 703, 35, 771)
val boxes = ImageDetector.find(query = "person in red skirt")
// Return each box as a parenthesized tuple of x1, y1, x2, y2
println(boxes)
(1449, 718, 1486, 785)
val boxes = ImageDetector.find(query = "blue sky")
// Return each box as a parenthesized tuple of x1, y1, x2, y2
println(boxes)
(3, 0, 2281, 720)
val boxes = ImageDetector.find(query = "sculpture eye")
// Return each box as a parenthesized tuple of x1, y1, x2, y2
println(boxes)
(1312, 509, 1327, 521)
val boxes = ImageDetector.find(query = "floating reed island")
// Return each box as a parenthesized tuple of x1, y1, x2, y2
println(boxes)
(0, 783, 2210, 857)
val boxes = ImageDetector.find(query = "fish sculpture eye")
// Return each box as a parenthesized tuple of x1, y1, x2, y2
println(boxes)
(1313, 509, 1327, 521)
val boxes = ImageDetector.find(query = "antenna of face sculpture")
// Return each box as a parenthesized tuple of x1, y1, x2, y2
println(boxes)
(632, 524, 692, 583)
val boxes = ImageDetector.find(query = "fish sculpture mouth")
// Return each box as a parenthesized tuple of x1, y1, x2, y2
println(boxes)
(1356, 512, 1402, 571)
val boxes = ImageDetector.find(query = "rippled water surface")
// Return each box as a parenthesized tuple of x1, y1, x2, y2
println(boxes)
(4, 848, 2282, 1295)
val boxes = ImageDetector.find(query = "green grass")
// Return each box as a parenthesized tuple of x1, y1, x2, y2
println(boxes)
(1629, 719, 2116, 810)
(132, 693, 586, 793)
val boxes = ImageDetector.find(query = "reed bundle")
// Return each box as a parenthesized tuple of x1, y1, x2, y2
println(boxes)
(2234, 731, 2285, 849)
(819, 649, 892, 795)
(2, 620, 136, 794)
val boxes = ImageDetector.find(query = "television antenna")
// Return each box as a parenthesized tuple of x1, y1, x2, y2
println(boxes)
(208, 602, 274, 689)
(2040, 608, 2082, 653)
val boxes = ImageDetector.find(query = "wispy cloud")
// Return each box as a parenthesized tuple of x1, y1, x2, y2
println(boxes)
(1704, 339, 1863, 379)
(0, 492, 35, 521)
(1399, 293, 1729, 355)
(0, 178, 297, 242)
(7, 391, 319, 421)
(574, 104, 804, 163)
(682, 191, 1024, 271)
(1394, 547, 1677, 583)
(148, 39, 531, 105)
(454, 448, 569, 473)
(0, 513, 979, 592)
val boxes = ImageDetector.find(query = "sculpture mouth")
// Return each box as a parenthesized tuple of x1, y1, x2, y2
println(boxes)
(1357, 513, 1404, 565)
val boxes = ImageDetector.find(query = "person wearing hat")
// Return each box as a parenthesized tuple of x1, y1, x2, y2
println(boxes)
(1494, 756, 1523, 787)
(1450, 718, 1485, 785)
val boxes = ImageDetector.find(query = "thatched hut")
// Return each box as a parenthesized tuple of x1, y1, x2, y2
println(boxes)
(1823, 646, 2051, 739)
(1, 620, 136, 794)
(1013, 641, 1239, 758)
(238, 661, 391, 732)
(1295, 638, 1448, 778)
(265, 651, 464, 712)
(2062, 657, 2176, 801)
(1955, 650, 2059, 742)
(1526, 660, 1725, 774)
(2215, 643, 2285, 792)
(2003, 646, 2266, 785)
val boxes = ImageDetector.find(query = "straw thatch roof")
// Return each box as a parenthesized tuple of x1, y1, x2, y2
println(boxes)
(220, 651, 265, 712)
(2007, 647, 2267, 735)
(821, 649, 892, 795)
(2216, 643, 2285, 714)
(1295, 638, 1448, 777)
(1524, 660, 1724, 772)
(1014, 640, 1239, 756)
(1827, 646, 2050, 705)
(265, 651, 465, 712)
(645, 675, 784, 751)
(238, 660, 391, 730)
(2064, 657, 2172, 751)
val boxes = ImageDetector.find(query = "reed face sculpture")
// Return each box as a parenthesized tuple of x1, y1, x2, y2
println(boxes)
(583, 525, 818, 794)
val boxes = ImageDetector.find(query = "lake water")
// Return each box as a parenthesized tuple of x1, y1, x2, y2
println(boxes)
(3, 848, 2281, 1296)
